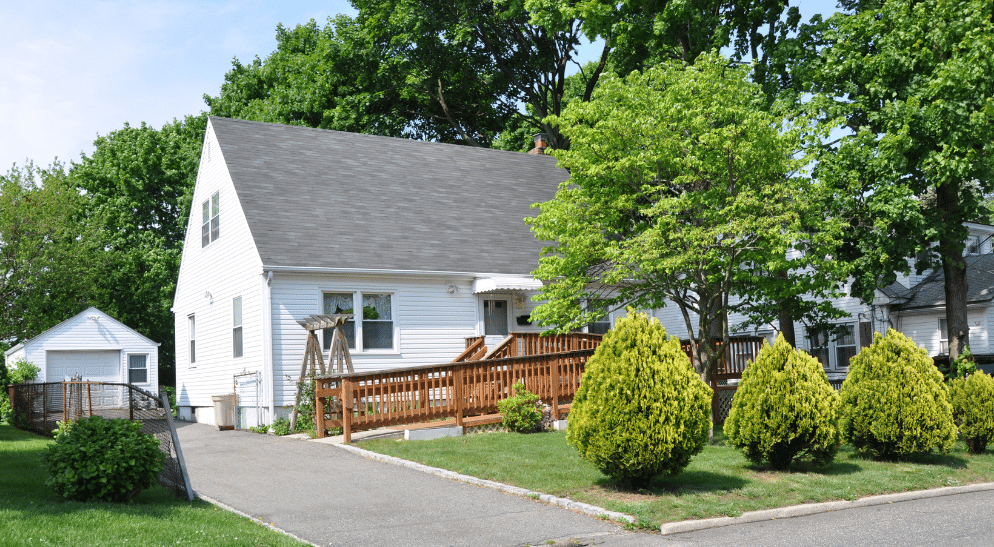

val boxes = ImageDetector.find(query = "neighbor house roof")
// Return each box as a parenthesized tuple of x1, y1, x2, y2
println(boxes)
(209, 117, 568, 276)
(892, 254, 994, 311)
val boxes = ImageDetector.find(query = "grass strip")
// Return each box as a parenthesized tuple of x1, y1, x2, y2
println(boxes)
(0, 425, 308, 546)
(362, 427, 994, 529)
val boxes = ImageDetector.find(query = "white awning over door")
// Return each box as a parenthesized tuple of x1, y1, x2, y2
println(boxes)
(472, 277, 543, 294)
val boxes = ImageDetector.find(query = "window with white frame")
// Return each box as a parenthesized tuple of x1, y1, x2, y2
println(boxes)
(966, 236, 980, 256)
(233, 297, 243, 358)
(586, 300, 611, 335)
(128, 354, 148, 384)
(201, 191, 219, 247)
(808, 324, 857, 370)
(188, 314, 196, 365)
(323, 292, 356, 349)
(322, 292, 394, 351)
(939, 318, 949, 354)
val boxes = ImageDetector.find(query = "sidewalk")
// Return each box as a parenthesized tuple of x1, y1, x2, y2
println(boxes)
(174, 423, 659, 547)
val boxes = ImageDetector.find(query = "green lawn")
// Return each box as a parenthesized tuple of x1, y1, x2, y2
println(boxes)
(362, 427, 994, 529)
(0, 425, 307, 546)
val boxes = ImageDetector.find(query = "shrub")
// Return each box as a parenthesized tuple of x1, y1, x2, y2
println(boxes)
(950, 371, 994, 454)
(725, 335, 841, 470)
(497, 380, 543, 433)
(839, 328, 956, 458)
(567, 313, 711, 487)
(44, 416, 165, 502)
(1, 358, 40, 425)
(271, 417, 292, 436)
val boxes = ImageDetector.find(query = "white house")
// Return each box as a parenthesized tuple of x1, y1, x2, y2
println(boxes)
(3, 307, 160, 389)
(172, 117, 566, 425)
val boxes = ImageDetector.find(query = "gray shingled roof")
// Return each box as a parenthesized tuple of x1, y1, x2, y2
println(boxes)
(892, 254, 994, 310)
(209, 117, 567, 275)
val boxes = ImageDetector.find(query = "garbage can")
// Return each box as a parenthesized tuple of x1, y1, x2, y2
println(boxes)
(212, 394, 237, 431)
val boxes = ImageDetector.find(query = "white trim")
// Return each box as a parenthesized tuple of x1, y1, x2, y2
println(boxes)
(266, 264, 536, 278)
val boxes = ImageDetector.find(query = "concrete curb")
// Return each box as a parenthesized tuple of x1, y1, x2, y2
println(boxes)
(659, 481, 994, 535)
(197, 493, 319, 547)
(334, 442, 636, 525)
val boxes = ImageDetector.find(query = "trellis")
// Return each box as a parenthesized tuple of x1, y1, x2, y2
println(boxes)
(289, 314, 354, 432)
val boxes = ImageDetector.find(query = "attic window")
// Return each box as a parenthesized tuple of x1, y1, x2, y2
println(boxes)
(201, 192, 219, 247)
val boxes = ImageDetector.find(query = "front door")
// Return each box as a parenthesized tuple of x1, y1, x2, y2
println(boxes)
(483, 299, 509, 347)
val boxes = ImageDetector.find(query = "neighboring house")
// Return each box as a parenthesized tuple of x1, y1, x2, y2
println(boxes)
(172, 117, 566, 426)
(3, 307, 160, 389)
(649, 222, 994, 379)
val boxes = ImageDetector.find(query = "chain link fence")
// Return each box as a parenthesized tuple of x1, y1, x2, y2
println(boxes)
(8, 381, 194, 501)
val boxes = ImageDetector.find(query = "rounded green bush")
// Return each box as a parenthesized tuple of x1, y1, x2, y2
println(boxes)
(725, 334, 841, 470)
(497, 380, 543, 433)
(566, 313, 712, 487)
(839, 328, 956, 458)
(44, 416, 165, 502)
(950, 370, 994, 454)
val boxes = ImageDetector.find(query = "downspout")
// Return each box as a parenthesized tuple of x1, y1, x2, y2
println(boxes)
(262, 270, 275, 423)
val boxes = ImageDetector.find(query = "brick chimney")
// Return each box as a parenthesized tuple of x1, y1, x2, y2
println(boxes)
(528, 133, 548, 155)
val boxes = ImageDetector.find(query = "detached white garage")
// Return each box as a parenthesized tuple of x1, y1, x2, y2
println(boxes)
(4, 307, 160, 393)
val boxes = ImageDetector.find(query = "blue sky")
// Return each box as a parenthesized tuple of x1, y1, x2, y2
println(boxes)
(0, 1, 841, 173)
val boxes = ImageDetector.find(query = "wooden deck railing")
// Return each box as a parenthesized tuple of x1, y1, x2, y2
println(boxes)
(315, 332, 598, 442)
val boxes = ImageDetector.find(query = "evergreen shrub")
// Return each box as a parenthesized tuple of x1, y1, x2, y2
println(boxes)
(839, 328, 957, 458)
(567, 313, 711, 487)
(725, 334, 840, 470)
(44, 416, 165, 502)
(950, 371, 994, 454)
(497, 380, 543, 433)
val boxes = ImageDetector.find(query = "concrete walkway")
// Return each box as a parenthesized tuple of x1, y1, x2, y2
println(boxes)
(174, 423, 658, 547)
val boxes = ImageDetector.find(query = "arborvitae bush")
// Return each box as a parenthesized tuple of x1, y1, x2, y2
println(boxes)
(725, 334, 841, 470)
(950, 371, 994, 454)
(44, 416, 165, 502)
(839, 328, 956, 458)
(566, 313, 711, 487)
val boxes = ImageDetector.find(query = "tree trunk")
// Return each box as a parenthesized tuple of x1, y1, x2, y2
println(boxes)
(937, 181, 970, 362)
(778, 308, 796, 348)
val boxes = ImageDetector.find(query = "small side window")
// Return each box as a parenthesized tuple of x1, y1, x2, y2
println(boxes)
(233, 297, 243, 358)
(128, 355, 148, 384)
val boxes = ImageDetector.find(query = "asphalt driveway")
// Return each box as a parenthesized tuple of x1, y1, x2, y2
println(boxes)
(174, 423, 656, 547)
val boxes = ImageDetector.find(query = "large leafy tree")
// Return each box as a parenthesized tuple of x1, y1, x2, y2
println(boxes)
(0, 162, 109, 352)
(528, 52, 846, 385)
(69, 114, 208, 386)
(811, 0, 994, 361)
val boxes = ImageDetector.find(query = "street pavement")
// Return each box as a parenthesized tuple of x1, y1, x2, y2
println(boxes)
(175, 422, 994, 547)
(174, 422, 654, 546)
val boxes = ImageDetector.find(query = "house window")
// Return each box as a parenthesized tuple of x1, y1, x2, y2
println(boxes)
(939, 318, 949, 354)
(484, 299, 509, 337)
(965, 236, 980, 256)
(201, 191, 219, 247)
(233, 297, 243, 358)
(322, 292, 395, 351)
(586, 301, 611, 335)
(188, 314, 196, 365)
(128, 355, 148, 384)
(362, 293, 393, 349)
(323, 292, 355, 349)
(807, 324, 857, 370)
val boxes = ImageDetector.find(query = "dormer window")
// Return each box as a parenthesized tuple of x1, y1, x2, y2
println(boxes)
(202, 192, 219, 247)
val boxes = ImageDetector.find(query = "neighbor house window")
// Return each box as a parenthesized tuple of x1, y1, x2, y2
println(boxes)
(201, 192, 219, 247)
(939, 318, 949, 354)
(233, 297, 243, 358)
(362, 293, 393, 349)
(189, 314, 196, 365)
(966, 236, 980, 256)
(323, 292, 355, 349)
(807, 324, 857, 370)
(128, 355, 148, 384)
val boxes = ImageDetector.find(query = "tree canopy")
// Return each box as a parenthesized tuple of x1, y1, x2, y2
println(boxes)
(528, 52, 847, 382)
(811, 0, 994, 360)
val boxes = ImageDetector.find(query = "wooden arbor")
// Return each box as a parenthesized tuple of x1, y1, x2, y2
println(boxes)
(289, 314, 354, 432)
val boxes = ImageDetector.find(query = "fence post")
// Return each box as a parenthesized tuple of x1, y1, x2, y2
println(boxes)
(43, 384, 48, 432)
(129, 384, 134, 421)
(454, 365, 464, 427)
(63, 382, 67, 424)
(87, 383, 93, 417)
(315, 378, 326, 438)
(341, 378, 352, 443)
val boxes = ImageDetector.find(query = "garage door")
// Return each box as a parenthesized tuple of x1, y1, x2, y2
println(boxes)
(46, 351, 121, 383)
